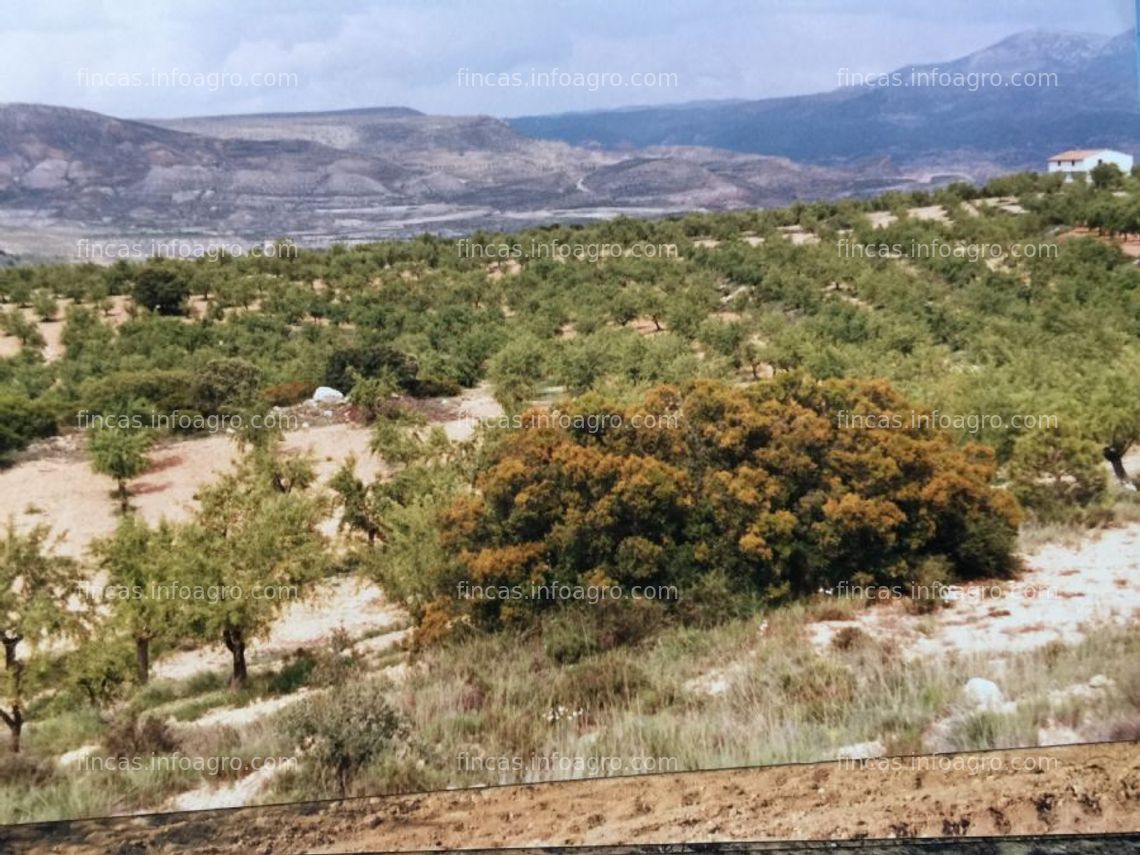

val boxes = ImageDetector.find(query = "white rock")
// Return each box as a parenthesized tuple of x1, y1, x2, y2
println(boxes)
(836, 739, 886, 760)
(963, 677, 1006, 710)
(57, 744, 99, 768)
(311, 386, 345, 404)
(1088, 674, 1114, 690)
(683, 671, 731, 697)
(1038, 725, 1082, 746)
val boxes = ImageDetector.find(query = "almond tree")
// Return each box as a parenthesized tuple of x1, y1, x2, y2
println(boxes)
(182, 446, 328, 689)
(89, 426, 154, 514)
(0, 522, 82, 752)
(90, 515, 179, 685)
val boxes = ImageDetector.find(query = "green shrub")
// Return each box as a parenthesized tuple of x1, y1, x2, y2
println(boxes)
(78, 370, 197, 424)
(132, 265, 190, 316)
(104, 710, 179, 759)
(553, 656, 653, 714)
(190, 358, 263, 415)
(282, 678, 402, 797)
(0, 394, 57, 461)
(542, 612, 600, 665)
(1010, 430, 1108, 524)
(325, 344, 418, 395)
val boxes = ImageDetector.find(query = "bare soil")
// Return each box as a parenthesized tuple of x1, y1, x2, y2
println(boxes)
(2, 741, 1136, 853)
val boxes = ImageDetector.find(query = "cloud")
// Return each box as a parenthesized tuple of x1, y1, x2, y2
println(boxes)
(0, 0, 1131, 118)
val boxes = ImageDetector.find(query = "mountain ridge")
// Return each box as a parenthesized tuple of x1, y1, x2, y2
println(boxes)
(507, 28, 1140, 167)
(1, 27, 1136, 256)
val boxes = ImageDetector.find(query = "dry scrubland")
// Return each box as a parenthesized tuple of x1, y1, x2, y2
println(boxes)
(0, 172, 1137, 840)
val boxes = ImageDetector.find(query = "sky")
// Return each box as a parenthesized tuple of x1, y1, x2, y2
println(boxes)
(0, 0, 1134, 119)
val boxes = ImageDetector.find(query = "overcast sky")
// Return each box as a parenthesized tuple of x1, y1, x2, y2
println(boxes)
(0, 0, 1133, 119)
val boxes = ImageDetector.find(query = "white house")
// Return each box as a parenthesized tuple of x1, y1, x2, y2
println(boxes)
(1047, 148, 1133, 180)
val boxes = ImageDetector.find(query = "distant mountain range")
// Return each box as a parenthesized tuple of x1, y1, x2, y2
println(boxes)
(1, 29, 1137, 260)
(509, 30, 1140, 169)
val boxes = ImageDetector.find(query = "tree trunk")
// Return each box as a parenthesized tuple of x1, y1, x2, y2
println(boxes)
(222, 626, 248, 689)
(118, 480, 130, 514)
(0, 707, 22, 753)
(135, 636, 150, 685)
(2, 636, 18, 671)
(0, 636, 24, 754)
(1104, 445, 1132, 485)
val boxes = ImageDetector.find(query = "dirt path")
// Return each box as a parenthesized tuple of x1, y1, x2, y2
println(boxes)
(152, 575, 405, 682)
(3, 742, 1135, 853)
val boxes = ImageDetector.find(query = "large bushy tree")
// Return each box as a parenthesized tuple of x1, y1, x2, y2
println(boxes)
(430, 378, 1020, 632)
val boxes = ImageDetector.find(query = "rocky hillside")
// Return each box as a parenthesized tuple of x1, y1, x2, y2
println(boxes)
(0, 103, 913, 253)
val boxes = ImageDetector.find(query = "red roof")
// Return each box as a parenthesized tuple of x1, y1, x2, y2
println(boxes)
(1048, 149, 1107, 162)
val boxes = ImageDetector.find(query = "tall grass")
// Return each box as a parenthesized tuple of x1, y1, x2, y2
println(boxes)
(332, 613, 1140, 797)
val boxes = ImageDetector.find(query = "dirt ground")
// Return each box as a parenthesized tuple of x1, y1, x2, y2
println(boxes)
(1, 741, 1135, 854)
(0, 384, 501, 560)
(806, 523, 1140, 661)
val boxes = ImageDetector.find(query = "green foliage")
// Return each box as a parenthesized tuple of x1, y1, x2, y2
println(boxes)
(488, 334, 545, 413)
(190, 358, 263, 415)
(1090, 162, 1125, 191)
(179, 443, 328, 688)
(78, 370, 197, 426)
(68, 637, 131, 708)
(325, 344, 417, 396)
(0, 523, 83, 751)
(1009, 429, 1108, 524)
(346, 370, 400, 423)
(0, 310, 45, 348)
(282, 677, 401, 796)
(31, 291, 57, 322)
(87, 427, 154, 512)
(428, 378, 1020, 637)
(132, 265, 190, 316)
(0, 395, 56, 462)
(90, 516, 183, 685)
